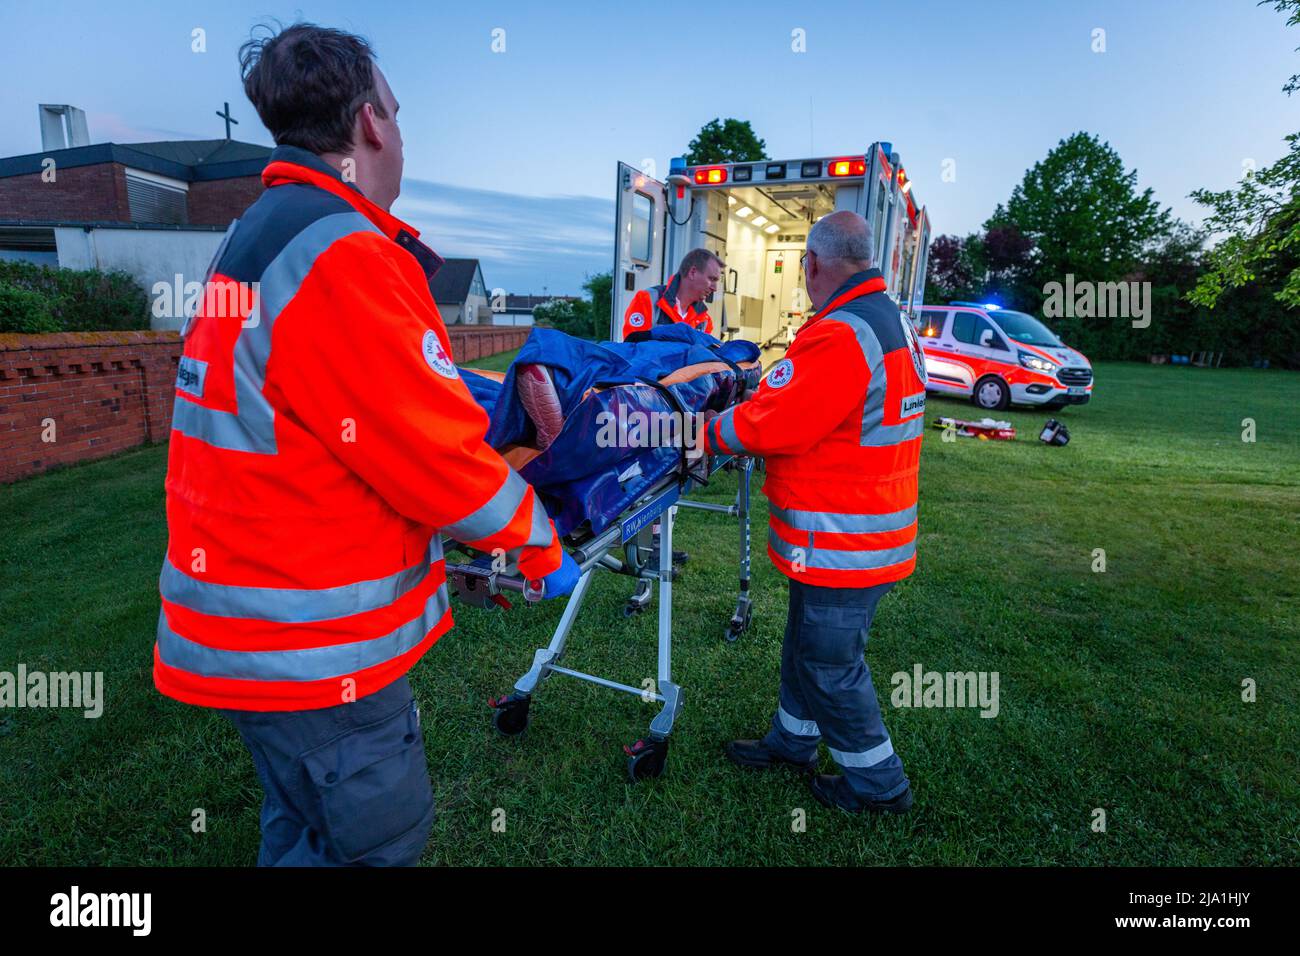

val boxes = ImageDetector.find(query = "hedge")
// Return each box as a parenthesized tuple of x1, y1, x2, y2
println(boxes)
(0, 260, 149, 333)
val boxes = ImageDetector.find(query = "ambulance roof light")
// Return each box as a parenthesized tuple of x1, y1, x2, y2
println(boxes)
(829, 157, 867, 177)
(693, 166, 727, 185)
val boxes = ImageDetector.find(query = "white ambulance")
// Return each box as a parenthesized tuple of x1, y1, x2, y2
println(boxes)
(610, 143, 932, 346)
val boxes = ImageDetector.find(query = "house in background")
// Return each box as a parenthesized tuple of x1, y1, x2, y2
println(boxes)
(493, 294, 547, 327)
(429, 257, 489, 324)
(490, 294, 585, 326)
(0, 104, 271, 330)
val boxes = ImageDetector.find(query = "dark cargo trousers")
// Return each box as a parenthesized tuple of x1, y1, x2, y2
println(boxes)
(220, 675, 435, 866)
(762, 577, 910, 800)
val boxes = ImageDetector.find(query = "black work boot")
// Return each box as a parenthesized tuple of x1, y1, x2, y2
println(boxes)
(725, 739, 817, 773)
(809, 774, 913, 814)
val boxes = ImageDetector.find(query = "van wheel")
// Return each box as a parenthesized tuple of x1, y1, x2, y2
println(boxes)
(973, 376, 1010, 411)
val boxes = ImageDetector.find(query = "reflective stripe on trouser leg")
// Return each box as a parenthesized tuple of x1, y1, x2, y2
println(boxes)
(788, 578, 909, 800)
(761, 578, 820, 763)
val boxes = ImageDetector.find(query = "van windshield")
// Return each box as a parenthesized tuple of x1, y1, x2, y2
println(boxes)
(990, 310, 1064, 347)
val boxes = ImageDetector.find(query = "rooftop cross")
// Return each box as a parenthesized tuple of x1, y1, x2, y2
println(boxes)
(215, 102, 238, 140)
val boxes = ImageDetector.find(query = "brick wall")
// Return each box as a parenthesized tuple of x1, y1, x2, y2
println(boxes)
(0, 164, 263, 227)
(0, 332, 181, 483)
(187, 176, 265, 226)
(0, 325, 531, 483)
(0, 164, 129, 221)
(447, 326, 530, 363)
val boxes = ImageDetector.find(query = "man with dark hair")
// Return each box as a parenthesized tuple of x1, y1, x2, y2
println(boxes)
(154, 22, 578, 866)
(620, 247, 722, 340)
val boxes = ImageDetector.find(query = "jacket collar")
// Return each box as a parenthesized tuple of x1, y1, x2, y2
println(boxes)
(804, 268, 886, 329)
(261, 145, 444, 279)
(657, 272, 706, 320)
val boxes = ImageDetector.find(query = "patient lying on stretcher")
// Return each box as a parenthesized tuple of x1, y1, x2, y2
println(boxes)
(459, 325, 761, 538)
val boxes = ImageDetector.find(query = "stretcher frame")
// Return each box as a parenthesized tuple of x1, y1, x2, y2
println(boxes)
(445, 453, 755, 780)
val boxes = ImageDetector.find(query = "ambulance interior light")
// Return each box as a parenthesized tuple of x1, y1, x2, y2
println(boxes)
(751, 215, 768, 227)
(735, 206, 753, 218)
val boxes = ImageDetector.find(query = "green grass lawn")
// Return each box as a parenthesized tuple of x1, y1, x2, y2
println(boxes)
(2, 362, 1297, 865)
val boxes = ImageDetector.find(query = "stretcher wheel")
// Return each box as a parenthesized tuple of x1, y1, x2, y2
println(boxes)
(622, 602, 645, 618)
(725, 605, 752, 642)
(490, 694, 530, 736)
(624, 737, 669, 781)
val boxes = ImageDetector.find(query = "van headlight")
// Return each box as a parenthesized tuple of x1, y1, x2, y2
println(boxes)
(1019, 350, 1057, 374)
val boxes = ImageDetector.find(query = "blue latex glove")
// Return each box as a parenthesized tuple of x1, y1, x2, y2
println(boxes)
(533, 550, 579, 600)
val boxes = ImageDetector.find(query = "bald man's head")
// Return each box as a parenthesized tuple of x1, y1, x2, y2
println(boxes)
(807, 210, 874, 266)
(803, 210, 876, 310)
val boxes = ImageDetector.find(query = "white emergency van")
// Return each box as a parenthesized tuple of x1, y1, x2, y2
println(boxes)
(610, 143, 932, 346)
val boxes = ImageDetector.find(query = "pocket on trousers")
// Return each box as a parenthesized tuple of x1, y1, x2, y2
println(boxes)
(301, 700, 432, 863)
(798, 601, 870, 666)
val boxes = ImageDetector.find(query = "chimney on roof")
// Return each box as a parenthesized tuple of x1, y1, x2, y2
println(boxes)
(39, 104, 90, 150)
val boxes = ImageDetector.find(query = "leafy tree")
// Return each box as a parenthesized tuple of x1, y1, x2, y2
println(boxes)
(979, 210, 1037, 308)
(1189, 137, 1300, 310)
(1000, 132, 1172, 306)
(924, 234, 982, 304)
(1177, 1, 1300, 367)
(533, 297, 592, 338)
(685, 119, 767, 165)
(1265, 0, 1300, 95)
(583, 271, 613, 339)
(1188, 1, 1300, 311)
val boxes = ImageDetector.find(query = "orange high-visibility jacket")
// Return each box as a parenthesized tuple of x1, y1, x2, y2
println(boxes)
(704, 271, 926, 588)
(154, 146, 562, 712)
(621, 272, 713, 340)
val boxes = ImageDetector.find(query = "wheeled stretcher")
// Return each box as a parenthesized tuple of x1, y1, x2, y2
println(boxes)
(444, 327, 763, 780)
(446, 452, 754, 780)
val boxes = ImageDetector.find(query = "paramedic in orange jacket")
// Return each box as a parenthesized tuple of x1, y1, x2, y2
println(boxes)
(620, 248, 722, 339)
(704, 211, 925, 814)
(154, 23, 578, 866)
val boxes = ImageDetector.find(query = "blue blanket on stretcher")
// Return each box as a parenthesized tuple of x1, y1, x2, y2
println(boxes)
(460, 325, 759, 538)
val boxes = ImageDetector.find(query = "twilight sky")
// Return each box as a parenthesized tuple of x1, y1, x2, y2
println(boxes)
(1, 0, 1296, 293)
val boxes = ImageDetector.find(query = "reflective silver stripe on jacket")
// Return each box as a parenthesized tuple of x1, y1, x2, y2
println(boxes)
(155, 582, 451, 682)
(442, 468, 552, 550)
(769, 502, 916, 536)
(159, 536, 443, 624)
(171, 212, 384, 455)
(821, 310, 926, 448)
(714, 406, 746, 455)
(768, 530, 916, 571)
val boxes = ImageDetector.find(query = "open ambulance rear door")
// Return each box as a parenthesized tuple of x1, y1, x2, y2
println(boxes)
(611, 162, 668, 341)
